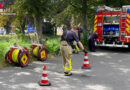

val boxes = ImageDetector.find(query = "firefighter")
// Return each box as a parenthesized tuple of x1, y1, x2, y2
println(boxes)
(88, 33, 98, 52)
(60, 26, 87, 76)
(77, 24, 84, 40)
(72, 24, 84, 54)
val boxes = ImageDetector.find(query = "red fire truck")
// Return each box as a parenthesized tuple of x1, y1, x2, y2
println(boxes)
(94, 5, 130, 48)
(0, 3, 2, 9)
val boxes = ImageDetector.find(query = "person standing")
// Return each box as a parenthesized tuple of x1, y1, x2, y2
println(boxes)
(72, 24, 84, 53)
(60, 26, 87, 76)
(77, 24, 84, 40)
(88, 33, 98, 52)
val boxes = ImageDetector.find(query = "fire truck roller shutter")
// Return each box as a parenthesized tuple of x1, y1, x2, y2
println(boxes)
(127, 9, 130, 13)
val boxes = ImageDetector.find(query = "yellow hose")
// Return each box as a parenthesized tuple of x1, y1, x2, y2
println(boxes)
(33, 46, 39, 56)
(12, 49, 20, 63)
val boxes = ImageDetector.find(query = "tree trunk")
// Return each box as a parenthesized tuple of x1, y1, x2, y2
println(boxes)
(34, 17, 43, 43)
(82, 13, 87, 31)
(21, 19, 26, 34)
(5, 26, 10, 34)
(81, 0, 87, 32)
(53, 24, 57, 36)
(5, 21, 11, 34)
(65, 16, 71, 30)
(80, 0, 89, 49)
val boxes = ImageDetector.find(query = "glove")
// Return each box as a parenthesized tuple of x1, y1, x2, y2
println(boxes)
(83, 49, 88, 53)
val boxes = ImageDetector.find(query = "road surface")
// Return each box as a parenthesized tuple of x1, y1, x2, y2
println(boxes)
(0, 48, 130, 90)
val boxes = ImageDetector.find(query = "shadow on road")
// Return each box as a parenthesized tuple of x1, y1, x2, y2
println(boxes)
(96, 47, 130, 53)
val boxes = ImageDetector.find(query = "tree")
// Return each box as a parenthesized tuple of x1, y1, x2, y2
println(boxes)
(0, 7, 13, 34)
(11, 9, 27, 34)
(54, 0, 101, 30)
(101, 0, 130, 7)
(13, 0, 52, 42)
(0, 15, 9, 27)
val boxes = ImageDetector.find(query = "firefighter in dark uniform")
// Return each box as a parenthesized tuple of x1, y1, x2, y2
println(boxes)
(77, 24, 83, 40)
(72, 24, 83, 53)
(60, 27, 87, 76)
(88, 33, 98, 52)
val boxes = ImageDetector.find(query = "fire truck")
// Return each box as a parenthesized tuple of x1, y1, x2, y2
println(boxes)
(94, 5, 130, 48)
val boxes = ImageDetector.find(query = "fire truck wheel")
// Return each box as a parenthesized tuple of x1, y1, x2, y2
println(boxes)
(5, 50, 11, 63)
(19, 51, 29, 67)
(38, 48, 47, 61)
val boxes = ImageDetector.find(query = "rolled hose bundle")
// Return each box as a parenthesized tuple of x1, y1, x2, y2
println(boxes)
(5, 48, 29, 67)
(31, 45, 47, 61)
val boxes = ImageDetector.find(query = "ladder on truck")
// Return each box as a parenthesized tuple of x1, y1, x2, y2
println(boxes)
(120, 11, 127, 42)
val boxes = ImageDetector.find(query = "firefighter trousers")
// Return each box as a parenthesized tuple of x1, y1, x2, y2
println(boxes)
(60, 41, 72, 73)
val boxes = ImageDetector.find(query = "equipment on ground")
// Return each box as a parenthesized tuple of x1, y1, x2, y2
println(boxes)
(94, 5, 130, 48)
(31, 44, 47, 61)
(81, 52, 91, 69)
(38, 65, 51, 86)
(30, 33, 47, 61)
(5, 34, 29, 67)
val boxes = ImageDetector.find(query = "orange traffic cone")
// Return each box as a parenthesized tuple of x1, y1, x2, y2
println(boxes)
(81, 52, 91, 69)
(38, 65, 51, 86)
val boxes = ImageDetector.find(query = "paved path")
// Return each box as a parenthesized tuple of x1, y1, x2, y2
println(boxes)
(0, 48, 130, 90)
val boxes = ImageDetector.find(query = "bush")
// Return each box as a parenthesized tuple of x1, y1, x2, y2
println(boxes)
(17, 34, 31, 49)
(45, 38, 60, 55)
(0, 42, 10, 61)
(81, 30, 89, 49)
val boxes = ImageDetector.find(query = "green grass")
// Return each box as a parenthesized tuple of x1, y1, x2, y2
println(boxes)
(0, 34, 61, 68)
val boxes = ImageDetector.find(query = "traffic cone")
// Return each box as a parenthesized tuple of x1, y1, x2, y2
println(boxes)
(81, 52, 91, 69)
(38, 65, 51, 86)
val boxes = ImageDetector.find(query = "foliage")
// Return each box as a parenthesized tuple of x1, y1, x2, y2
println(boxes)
(0, 41, 10, 59)
(12, 0, 54, 39)
(0, 37, 10, 68)
(45, 38, 60, 54)
(53, 0, 101, 32)
(100, 0, 130, 7)
(0, 5, 15, 34)
(53, 5, 72, 27)
(0, 15, 9, 27)
(11, 0, 30, 34)
(81, 30, 89, 49)
(0, 34, 31, 59)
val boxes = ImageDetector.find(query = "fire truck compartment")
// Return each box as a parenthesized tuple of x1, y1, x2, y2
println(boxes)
(103, 25, 119, 36)
(127, 9, 130, 13)
(103, 16, 120, 37)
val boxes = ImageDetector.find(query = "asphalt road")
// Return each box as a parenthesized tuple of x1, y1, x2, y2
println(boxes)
(0, 48, 130, 90)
